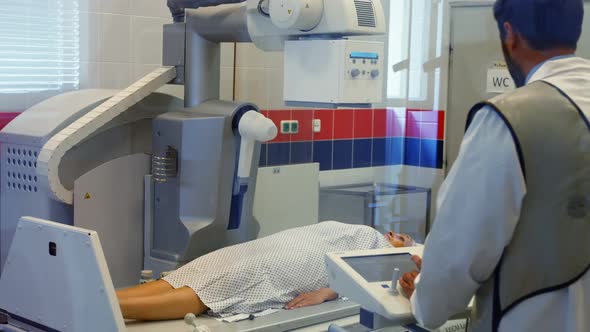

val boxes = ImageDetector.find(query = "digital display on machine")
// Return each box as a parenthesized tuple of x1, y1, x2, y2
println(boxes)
(342, 253, 416, 282)
(349, 52, 379, 60)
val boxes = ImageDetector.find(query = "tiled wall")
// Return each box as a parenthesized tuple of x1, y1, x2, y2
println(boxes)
(3, 1, 238, 112)
(259, 108, 445, 171)
(230, 40, 445, 174)
(78, 0, 171, 90)
(234, 44, 286, 110)
(1, 0, 172, 112)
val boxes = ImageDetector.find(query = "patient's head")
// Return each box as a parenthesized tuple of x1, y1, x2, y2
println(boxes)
(385, 231, 415, 248)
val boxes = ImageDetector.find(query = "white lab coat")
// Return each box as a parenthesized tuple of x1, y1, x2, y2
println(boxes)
(410, 56, 590, 331)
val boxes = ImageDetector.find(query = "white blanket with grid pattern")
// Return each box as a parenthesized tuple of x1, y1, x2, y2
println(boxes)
(163, 221, 391, 316)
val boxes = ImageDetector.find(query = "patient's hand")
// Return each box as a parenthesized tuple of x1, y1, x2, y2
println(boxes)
(400, 255, 422, 299)
(285, 288, 338, 310)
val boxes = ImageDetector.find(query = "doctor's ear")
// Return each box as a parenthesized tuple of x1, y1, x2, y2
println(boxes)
(503, 22, 518, 51)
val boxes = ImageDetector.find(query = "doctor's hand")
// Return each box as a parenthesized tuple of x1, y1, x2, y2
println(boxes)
(410, 255, 422, 270)
(399, 255, 422, 299)
(285, 288, 338, 310)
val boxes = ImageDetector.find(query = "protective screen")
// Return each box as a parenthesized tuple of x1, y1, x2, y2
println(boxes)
(342, 253, 417, 282)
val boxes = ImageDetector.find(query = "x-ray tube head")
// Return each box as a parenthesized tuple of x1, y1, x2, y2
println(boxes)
(238, 111, 277, 179)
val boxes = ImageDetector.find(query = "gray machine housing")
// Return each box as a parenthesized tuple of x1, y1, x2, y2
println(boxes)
(0, 88, 175, 288)
(146, 101, 262, 273)
(0, 88, 262, 287)
(0, 2, 268, 290)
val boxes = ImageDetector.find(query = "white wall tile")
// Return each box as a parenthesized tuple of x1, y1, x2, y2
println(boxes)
(49, 1, 175, 108)
(265, 51, 284, 69)
(265, 68, 286, 110)
(220, 43, 235, 67)
(232, 45, 284, 109)
(131, 17, 167, 65)
(79, 12, 100, 62)
(319, 167, 387, 187)
(98, 63, 132, 89)
(235, 67, 268, 109)
(79, 62, 100, 89)
(373, 166, 404, 185)
(99, 14, 132, 63)
(100, 0, 131, 15)
(132, 64, 161, 81)
(235, 43, 268, 68)
(129, 0, 171, 19)
(220, 66, 234, 101)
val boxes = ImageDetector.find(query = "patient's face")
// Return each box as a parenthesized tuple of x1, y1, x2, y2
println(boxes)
(385, 231, 414, 248)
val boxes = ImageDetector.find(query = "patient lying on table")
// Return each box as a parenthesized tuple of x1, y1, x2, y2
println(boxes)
(117, 221, 415, 321)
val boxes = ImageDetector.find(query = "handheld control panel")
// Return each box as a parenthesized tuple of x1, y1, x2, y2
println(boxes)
(325, 247, 423, 321)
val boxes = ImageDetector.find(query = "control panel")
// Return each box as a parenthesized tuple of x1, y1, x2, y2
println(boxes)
(347, 52, 381, 80)
(284, 39, 384, 107)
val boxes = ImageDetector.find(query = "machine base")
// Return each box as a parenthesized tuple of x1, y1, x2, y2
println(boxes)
(126, 300, 360, 332)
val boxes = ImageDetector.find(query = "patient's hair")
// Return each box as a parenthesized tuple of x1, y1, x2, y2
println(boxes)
(494, 0, 584, 50)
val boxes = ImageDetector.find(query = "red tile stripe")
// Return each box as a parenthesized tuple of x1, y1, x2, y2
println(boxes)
(264, 108, 445, 143)
(333, 109, 354, 139)
(354, 109, 373, 138)
(0, 112, 20, 131)
(266, 110, 291, 143)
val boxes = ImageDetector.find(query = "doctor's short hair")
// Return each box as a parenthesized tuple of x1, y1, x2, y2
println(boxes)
(494, 0, 584, 50)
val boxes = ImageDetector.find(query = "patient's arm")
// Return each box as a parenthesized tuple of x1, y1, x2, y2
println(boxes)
(117, 280, 174, 299)
(117, 280, 209, 321)
(119, 286, 209, 321)
(285, 288, 338, 310)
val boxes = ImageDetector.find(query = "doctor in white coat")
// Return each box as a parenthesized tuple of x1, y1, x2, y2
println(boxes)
(399, 0, 590, 331)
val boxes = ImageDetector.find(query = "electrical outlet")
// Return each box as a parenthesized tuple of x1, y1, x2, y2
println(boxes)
(280, 120, 299, 134)
(290, 121, 299, 134)
(280, 121, 291, 134)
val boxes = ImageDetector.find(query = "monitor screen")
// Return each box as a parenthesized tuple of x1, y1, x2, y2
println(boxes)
(342, 253, 417, 282)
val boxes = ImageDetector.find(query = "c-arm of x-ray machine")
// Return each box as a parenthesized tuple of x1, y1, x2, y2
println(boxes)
(169, 0, 386, 108)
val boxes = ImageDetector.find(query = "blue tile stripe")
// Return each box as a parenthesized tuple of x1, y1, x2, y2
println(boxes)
(260, 138, 444, 170)
(333, 140, 353, 170)
(267, 143, 290, 166)
(313, 141, 333, 171)
(353, 139, 372, 169)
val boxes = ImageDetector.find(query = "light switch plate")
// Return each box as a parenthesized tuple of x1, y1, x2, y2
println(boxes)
(313, 119, 321, 133)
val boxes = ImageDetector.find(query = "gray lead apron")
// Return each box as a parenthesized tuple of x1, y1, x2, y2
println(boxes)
(465, 81, 590, 332)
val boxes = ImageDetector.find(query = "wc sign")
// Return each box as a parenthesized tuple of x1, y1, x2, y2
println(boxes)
(486, 67, 515, 93)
